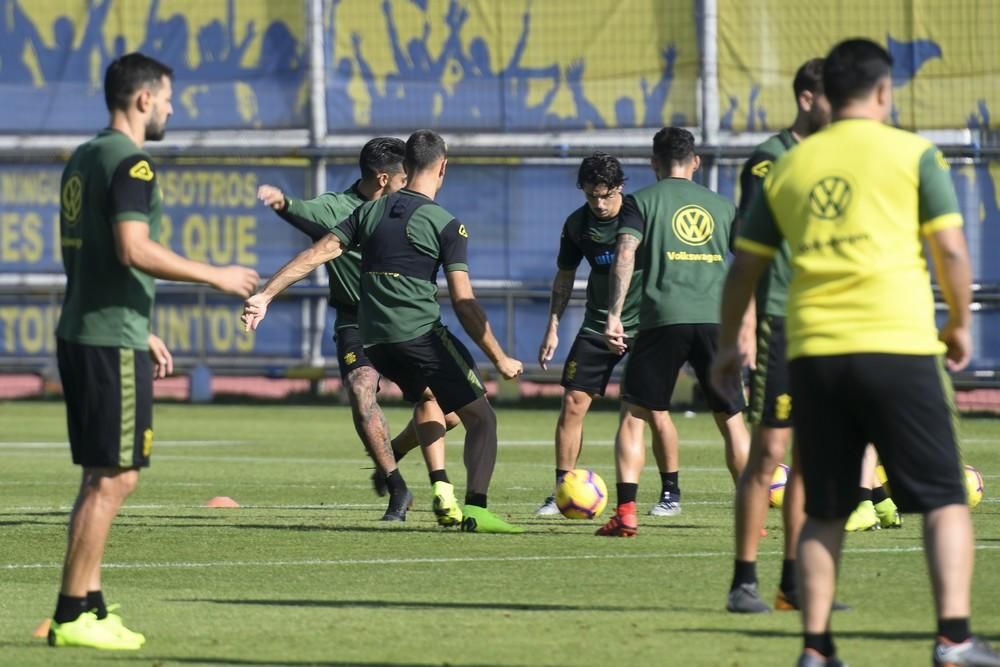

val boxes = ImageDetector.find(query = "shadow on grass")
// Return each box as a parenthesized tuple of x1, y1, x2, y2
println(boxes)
(132, 658, 510, 667)
(678, 627, 936, 641)
(174, 597, 699, 614)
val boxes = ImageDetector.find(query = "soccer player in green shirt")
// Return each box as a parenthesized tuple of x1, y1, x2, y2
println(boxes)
(50, 53, 259, 650)
(243, 129, 524, 533)
(598, 127, 751, 537)
(534, 153, 646, 515)
(727, 58, 838, 614)
(713, 39, 1000, 667)
(257, 138, 456, 524)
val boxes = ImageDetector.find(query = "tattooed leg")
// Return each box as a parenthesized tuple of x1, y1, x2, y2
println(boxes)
(345, 365, 396, 474)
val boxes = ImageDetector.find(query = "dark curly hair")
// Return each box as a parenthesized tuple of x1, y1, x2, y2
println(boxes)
(576, 152, 626, 190)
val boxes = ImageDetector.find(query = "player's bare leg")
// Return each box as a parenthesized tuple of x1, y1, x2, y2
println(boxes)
(728, 424, 791, 613)
(410, 395, 461, 526)
(714, 411, 750, 483)
(925, 504, 974, 619)
(61, 468, 137, 598)
(797, 516, 846, 661)
(646, 408, 680, 516)
(537, 389, 593, 515)
(597, 402, 646, 536)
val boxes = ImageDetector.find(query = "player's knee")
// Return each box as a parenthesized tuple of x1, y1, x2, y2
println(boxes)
(346, 367, 378, 404)
(459, 397, 496, 431)
(561, 390, 591, 420)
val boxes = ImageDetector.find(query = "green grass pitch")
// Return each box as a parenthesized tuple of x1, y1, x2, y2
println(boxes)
(1, 401, 998, 666)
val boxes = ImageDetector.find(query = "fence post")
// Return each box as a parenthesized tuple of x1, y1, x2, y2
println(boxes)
(700, 0, 720, 192)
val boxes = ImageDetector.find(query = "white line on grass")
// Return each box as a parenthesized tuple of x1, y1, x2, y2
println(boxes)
(5, 544, 999, 572)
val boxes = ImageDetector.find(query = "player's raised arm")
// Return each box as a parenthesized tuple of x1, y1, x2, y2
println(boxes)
(242, 232, 344, 331)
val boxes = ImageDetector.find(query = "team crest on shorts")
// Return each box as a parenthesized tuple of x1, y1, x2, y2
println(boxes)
(343, 351, 357, 365)
(142, 429, 154, 457)
(565, 360, 577, 380)
(775, 393, 792, 421)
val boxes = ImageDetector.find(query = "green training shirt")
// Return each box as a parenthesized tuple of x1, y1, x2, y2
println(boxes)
(281, 182, 366, 329)
(618, 177, 737, 329)
(331, 189, 469, 345)
(738, 129, 796, 317)
(557, 204, 643, 337)
(56, 129, 163, 350)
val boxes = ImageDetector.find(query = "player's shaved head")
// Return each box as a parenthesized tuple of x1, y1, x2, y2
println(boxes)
(360, 137, 405, 180)
(104, 52, 173, 113)
(822, 39, 893, 110)
(405, 129, 447, 174)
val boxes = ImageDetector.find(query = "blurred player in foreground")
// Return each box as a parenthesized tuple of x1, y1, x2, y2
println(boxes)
(713, 38, 1000, 667)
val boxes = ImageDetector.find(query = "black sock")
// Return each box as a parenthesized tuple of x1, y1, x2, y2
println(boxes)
(660, 471, 679, 496)
(780, 559, 797, 594)
(616, 482, 638, 506)
(858, 486, 872, 503)
(556, 469, 569, 486)
(86, 590, 107, 619)
(465, 492, 487, 508)
(429, 469, 449, 485)
(391, 446, 407, 463)
(872, 486, 889, 504)
(803, 632, 835, 658)
(54, 594, 88, 624)
(385, 469, 407, 494)
(731, 559, 757, 590)
(938, 618, 971, 644)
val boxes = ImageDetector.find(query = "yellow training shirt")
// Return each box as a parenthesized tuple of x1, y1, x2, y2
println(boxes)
(736, 118, 962, 359)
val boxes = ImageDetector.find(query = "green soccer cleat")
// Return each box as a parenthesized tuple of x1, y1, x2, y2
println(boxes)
(874, 497, 902, 529)
(103, 605, 146, 646)
(459, 505, 524, 534)
(432, 481, 463, 527)
(844, 500, 880, 532)
(48, 612, 143, 650)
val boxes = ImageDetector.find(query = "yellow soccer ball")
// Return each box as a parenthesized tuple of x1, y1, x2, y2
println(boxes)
(769, 463, 790, 508)
(964, 464, 985, 509)
(556, 469, 609, 519)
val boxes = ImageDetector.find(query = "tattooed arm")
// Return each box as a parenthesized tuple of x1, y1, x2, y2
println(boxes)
(538, 269, 576, 369)
(605, 234, 639, 355)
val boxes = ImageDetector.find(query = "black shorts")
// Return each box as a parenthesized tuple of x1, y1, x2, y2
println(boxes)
(622, 323, 746, 414)
(56, 339, 153, 469)
(748, 316, 792, 428)
(790, 353, 966, 518)
(333, 325, 374, 382)
(366, 325, 486, 414)
(561, 332, 630, 396)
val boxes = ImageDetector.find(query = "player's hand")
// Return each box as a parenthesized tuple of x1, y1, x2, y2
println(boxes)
(538, 329, 558, 369)
(147, 333, 173, 379)
(212, 266, 260, 298)
(710, 344, 744, 402)
(242, 292, 271, 332)
(495, 356, 524, 380)
(604, 315, 627, 356)
(939, 321, 972, 371)
(257, 184, 287, 211)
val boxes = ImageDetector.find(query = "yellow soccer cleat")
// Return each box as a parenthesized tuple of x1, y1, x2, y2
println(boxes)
(48, 612, 143, 650)
(844, 500, 880, 532)
(103, 604, 146, 646)
(432, 481, 463, 527)
(874, 498, 902, 529)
